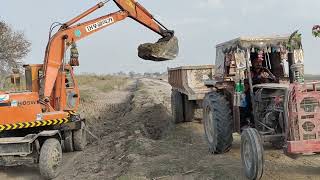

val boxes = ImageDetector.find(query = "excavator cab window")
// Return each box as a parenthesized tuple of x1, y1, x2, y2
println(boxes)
(24, 64, 43, 92)
(25, 68, 32, 91)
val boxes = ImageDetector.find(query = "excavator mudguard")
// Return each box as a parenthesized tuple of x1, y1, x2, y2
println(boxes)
(138, 36, 179, 61)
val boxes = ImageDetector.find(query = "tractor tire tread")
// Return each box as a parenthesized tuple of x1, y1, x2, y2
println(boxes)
(171, 90, 184, 123)
(203, 92, 233, 154)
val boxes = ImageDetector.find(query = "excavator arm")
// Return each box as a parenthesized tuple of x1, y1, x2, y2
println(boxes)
(114, 0, 173, 37)
(42, 0, 177, 103)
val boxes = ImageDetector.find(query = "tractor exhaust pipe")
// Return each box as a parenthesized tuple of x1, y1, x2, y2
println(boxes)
(287, 30, 304, 83)
(288, 52, 305, 83)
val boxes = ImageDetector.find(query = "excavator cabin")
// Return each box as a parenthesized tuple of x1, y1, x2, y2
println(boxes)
(24, 64, 80, 111)
(0, 63, 77, 125)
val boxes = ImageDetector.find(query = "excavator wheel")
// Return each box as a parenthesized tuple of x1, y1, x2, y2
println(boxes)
(73, 121, 87, 151)
(39, 138, 62, 180)
(63, 130, 74, 152)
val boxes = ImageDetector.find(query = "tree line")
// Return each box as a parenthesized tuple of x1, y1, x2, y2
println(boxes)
(0, 20, 30, 87)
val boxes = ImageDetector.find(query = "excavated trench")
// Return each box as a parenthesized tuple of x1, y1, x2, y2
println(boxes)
(59, 79, 174, 179)
(85, 79, 172, 142)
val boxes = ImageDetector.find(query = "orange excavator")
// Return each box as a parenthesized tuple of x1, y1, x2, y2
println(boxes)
(0, 1, 178, 179)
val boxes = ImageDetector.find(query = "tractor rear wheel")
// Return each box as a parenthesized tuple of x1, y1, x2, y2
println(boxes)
(171, 89, 184, 123)
(203, 92, 233, 154)
(39, 138, 62, 180)
(241, 128, 264, 180)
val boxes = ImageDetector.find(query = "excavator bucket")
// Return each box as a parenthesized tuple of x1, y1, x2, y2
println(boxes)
(138, 36, 179, 61)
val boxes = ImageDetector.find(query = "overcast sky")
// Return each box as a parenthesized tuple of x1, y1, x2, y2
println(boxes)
(2, 0, 320, 74)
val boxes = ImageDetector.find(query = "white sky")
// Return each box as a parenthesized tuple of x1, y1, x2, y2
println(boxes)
(2, 0, 320, 74)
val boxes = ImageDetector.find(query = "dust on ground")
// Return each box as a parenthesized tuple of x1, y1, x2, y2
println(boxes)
(1, 77, 320, 180)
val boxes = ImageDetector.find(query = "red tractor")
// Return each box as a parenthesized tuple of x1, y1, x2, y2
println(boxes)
(169, 31, 320, 179)
(204, 31, 320, 179)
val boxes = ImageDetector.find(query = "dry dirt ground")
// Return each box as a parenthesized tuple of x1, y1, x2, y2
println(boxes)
(1, 78, 320, 180)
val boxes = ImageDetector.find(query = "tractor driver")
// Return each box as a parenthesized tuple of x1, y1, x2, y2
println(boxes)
(251, 55, 277, 84)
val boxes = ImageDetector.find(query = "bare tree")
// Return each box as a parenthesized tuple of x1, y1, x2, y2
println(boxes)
(0, 20, 31, 87)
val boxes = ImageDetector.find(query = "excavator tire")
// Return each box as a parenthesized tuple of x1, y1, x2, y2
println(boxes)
(171, 89, 184, 123)
(73, 121, 87, 151)
(63, 131, 74, 152)
(203, 92, 233, 154)
(39, 138, 62, 180)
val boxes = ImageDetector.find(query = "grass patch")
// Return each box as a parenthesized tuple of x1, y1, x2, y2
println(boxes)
(80, 89, 94, 103)
(76, 74, 128, 93)
(76, 74, 129, 103)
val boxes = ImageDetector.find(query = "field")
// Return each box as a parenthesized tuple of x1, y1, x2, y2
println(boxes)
(1, 75, 320, 180)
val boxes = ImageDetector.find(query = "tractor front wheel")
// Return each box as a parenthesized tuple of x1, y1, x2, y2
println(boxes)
(241, 128, 264, 180)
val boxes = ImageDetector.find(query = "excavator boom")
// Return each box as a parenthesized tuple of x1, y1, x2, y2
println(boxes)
(42, 0, 179, 105)
(114, 0, 168, 36)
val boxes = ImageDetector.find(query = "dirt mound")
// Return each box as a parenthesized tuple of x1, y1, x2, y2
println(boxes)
(58, 79, 174, 179)
(81, 79, 172, 142)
